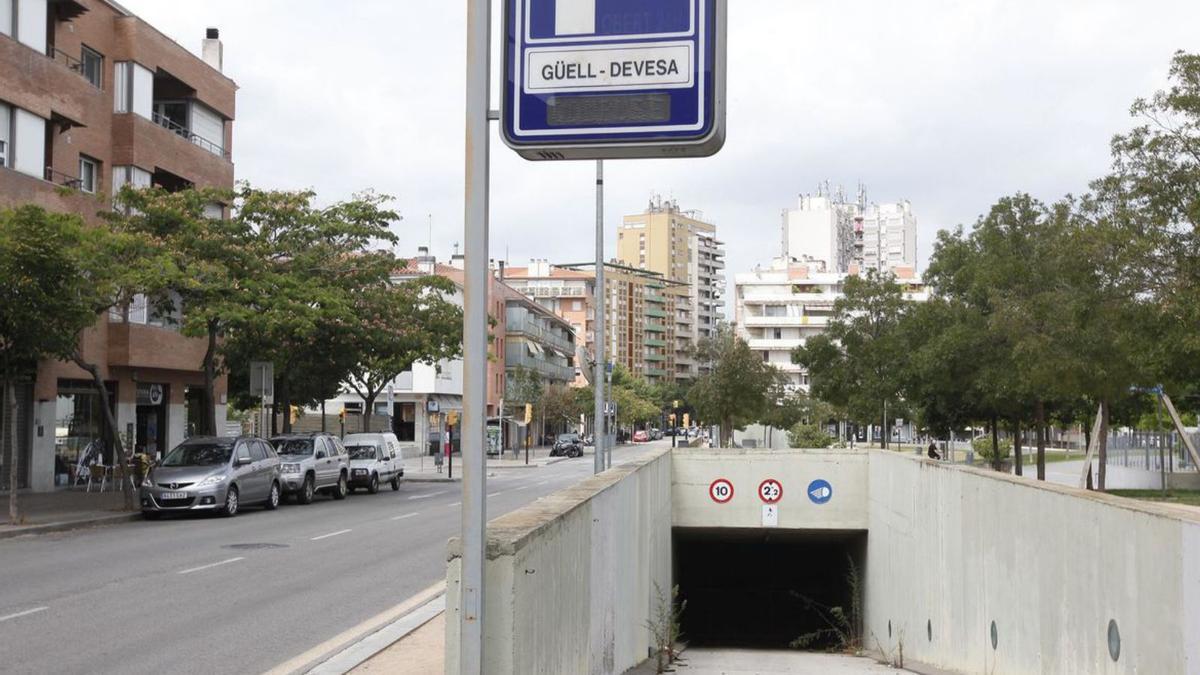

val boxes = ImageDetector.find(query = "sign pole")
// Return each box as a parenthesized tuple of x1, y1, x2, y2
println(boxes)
(461, 0, 491, 670)
(594, 159, 606, 475)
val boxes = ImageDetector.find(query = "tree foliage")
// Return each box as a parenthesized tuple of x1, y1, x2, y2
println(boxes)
(688, 325, 780, 447)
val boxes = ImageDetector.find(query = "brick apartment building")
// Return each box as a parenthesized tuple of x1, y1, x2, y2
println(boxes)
(1, 0, 236, 492)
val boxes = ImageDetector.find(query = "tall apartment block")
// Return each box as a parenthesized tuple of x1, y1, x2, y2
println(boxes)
(617, 197, 726, 378)
(504, 260, 689, 385)
(1, 0, 236, 492)
(783, 184, 918, 275)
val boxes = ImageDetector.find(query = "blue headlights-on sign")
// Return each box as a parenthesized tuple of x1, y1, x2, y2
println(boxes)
(808, 479, 833, 505)
(503, 0, 726, 160)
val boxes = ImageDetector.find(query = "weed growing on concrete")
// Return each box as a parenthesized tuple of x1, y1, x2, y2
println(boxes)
(872, 630, 905, 669)
(645, 582, 687, 673)
(789, 554, 863, 653)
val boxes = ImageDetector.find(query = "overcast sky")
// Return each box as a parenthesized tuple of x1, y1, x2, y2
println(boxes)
(122, 0, 1199, 310)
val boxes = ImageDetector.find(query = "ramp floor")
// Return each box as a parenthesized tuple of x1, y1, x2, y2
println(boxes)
(665, 648, 911, 674)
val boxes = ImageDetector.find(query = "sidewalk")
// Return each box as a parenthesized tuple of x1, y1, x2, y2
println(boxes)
(0, 489, 140, 539)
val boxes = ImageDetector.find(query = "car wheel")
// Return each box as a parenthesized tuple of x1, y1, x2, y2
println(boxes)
(265, 482, 280, 510)
(222, 486, 239, 517)
(391, 476, 401, 491)
(298, 474, 315, 505)
(333, 473, 348, 500)
(368, 474, 379, 495)
(142, 511, 160, 521)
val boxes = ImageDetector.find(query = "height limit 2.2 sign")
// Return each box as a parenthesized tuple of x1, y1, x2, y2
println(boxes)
(503, 0, 726, 160)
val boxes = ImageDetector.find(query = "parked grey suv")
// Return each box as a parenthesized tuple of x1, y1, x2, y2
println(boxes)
(140, 436, 282, 518)
(270, 433, 350, 504)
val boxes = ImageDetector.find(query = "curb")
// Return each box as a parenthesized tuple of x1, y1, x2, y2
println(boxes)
(308, 594, 445, 674)
(0, 512, 142, 540)
(402, 476, 460, 483)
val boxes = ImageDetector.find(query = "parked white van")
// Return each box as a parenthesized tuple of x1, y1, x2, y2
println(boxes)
(342, 433, 405, 493)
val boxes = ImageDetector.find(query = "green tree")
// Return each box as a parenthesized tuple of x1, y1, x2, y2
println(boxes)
(793, 270, 909, 449)
(1, 207, 166, 518)
(688, 325, 779, 447)
(344, 277, 462, 433)
(788, 424, 835, 449)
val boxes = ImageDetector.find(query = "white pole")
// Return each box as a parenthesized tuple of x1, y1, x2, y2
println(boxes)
(460, 0, 491, 670)
(594, 159, 606, 475)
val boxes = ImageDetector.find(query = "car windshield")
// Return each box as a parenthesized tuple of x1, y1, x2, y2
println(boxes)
(161, 442, 233, 467)
(557, 434, 578, 442)
(347, 445, 378, 460)
(272, 439, 314, 456)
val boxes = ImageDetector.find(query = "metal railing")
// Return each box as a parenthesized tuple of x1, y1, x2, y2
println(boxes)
(505, 352, 576, 383)
(505, 317, 575, 355)
(44, 166, 84, 190)
(150, 110, 228, 159)
(46, 46, 98, 87)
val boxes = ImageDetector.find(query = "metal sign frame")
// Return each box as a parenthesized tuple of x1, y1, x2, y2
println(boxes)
(502, 0, 727, 160)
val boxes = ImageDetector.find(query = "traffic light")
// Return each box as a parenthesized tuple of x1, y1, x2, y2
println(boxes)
(683, 413, 690, 428)
(290, 405, 299, 425)
(669, 413, 677, 425)
(524, 403, 533, 425)
(338, 408, 346, 423)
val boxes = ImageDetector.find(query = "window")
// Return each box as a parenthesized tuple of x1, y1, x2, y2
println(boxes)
(236, 443, 252, 464)
(0, 0, 11, 37)
(78, 156, 97, 193)
(81, 46, 103, 88)
(0, 103, 8, 168)
(248, 441, 267, 462)
(773, 328, 783, 340)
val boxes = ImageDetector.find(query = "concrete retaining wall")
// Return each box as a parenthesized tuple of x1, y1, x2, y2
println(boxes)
(445, 446, 672, 675)
(866, 450, 1200, 674)
(673, 449, 868, 530)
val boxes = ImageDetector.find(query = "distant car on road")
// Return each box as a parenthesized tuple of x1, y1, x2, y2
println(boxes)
(633, 430, 650, 443)
(270, 433, 349, 504)
(343, 433, 404, 493)
(141, 436, 281, 519)
(550, 433, 584, 458)
(650, 428, 664, 441)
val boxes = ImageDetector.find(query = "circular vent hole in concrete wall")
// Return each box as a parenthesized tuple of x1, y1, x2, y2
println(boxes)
(1108, 620, 1121, 662)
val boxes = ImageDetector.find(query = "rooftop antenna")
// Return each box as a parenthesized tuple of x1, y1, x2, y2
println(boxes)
(428, 214, 433, 254)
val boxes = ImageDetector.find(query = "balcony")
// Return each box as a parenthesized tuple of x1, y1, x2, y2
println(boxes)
(644, 323, 667, 333)
(505, 317, 575, 355)
(107, 322, 208, 372)
(646, 294, 667, 304)
(505, 350, 576, 384)
(644, 353, 666, 362)
(645, 339, 668, 348)
(645, 308, 668, 319)
(646, 368, 670, 379)
(112, 113, 234, 190)
(151, 110, 227, 158)
(747, 338, 804, 351)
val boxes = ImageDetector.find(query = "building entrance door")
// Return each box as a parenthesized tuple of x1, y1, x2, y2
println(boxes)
(136, 384, 168, 460)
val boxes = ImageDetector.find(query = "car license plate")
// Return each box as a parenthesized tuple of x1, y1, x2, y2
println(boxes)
(160, 491, 188, 500)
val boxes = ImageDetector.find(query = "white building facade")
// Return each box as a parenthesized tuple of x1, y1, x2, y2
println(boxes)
(783, 185, 918, 275)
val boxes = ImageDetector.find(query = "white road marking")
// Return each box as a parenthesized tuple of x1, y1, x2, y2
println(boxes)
(391, 513, 419, 521)
(488, 491, 504, 498)
(407, 491, 446, 500)
(0, 607, 48, 623)
(536, 480, 550, 486)
(449, 502, 461, 507)
(512, 485, 530, 491)
(178, 557, 245, 575)
(310, 529, 352, 541)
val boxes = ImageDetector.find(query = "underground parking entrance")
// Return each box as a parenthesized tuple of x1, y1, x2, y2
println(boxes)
(673, 528, 867, 651)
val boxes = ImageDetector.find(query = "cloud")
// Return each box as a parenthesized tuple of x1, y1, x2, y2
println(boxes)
(120, 0, 1200, 312)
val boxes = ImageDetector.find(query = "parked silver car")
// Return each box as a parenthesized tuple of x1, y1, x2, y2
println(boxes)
(140, 436, 282, 518)
(270, 433, 350, 504)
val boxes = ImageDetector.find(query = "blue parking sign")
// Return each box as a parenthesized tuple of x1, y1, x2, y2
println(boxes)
(503, 0, 726, 160)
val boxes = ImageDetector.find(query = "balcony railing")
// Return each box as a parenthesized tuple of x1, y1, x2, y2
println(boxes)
(506, 352, 576, 383)
(44, 167, 84, 190)
(46, 47, 98, 88)
(505, 317, 575, 355)
(150, 110, 228, 159)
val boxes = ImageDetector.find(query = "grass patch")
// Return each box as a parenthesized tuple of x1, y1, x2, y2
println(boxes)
(1110, 490, 1200, 507)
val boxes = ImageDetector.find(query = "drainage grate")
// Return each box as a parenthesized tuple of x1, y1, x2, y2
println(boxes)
(223, 543, 289, 550)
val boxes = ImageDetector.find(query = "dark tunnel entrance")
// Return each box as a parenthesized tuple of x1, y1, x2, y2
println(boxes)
(673, 528, 867, 650)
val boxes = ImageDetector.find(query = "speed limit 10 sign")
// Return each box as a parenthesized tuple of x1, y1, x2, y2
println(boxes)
(709, 478, 734, 504)
(758, 479, 783, 504)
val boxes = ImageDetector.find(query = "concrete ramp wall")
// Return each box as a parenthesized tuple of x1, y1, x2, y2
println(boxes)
(445, 446, 672, 675)
(867, 450, 1200, 674)
(673, 449, 868, 530)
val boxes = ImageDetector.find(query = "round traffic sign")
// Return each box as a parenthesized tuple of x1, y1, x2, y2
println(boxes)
(709, 478, 734, 504)
(808, 479, 833, 505)
(758, 479, 783, 504)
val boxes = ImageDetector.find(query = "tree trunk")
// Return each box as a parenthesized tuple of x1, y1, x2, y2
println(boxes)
(202, 319, 219, 436)
(1098, 399, 1109, 492)
(362, 392, 377, 435)
(1013, 418, 1023, 477)
(991, 415, 1001, 472)
(5, 361, 20, 525)
(72, 353, 134, 511)
(1084, 412, 1094, 490)
(1036, 400, 1047, 481)
(279, 381, 292, 434)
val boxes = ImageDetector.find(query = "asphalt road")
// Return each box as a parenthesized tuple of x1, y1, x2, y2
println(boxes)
(0, 443, 662, 674)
